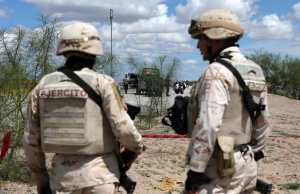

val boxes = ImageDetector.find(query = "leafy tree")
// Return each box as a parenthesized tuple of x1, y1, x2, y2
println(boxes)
(128, 55, 179, 96)
(26, 15, 57, 80)
(248, 51, 300, 99)
(95, 53, 119, 78)
(127, 55, 180, 128)
(0, 16, 57, 182)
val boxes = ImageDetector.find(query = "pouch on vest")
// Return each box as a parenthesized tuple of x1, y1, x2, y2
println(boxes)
(40, 85, 89, 148)
(216, 135, 235, 177)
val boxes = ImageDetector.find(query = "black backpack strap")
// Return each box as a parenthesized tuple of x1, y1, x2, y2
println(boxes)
(215, 57, 265, 123)
(57, 67, 103, 108)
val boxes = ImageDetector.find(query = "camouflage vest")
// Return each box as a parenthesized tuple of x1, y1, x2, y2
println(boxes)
(39, 69, 116, 155)
(219, 58, 266, 145)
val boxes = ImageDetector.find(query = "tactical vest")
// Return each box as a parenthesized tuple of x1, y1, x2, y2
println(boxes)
(39, 70, 116, 155)
(187, 58, 266, 145)
(219, 59, 266, 145)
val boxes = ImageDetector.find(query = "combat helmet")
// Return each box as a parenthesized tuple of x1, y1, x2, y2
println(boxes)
(188, 9, 244, 40)
(57, 22, 103, 56)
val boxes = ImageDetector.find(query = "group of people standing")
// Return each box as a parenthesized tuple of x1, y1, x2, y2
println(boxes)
(23, 8, 270, 194)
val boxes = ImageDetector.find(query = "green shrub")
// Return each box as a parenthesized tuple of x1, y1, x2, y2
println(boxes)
(279, 182, 300, 190)
(0, 157, 31, 183)
(248, 51, 300, 99)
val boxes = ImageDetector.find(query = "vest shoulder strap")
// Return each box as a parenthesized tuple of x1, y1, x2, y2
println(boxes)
(57, 67, 103, 108)
(215, 57, 265, 123)
(215, 58, 248, 91)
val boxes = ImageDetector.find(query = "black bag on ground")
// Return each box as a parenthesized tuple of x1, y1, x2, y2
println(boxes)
(162, 96, 189, 135)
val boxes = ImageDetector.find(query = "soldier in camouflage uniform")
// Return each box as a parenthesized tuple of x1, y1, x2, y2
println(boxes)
(23, 22, 144, 194)
(184, 9, 271, 194)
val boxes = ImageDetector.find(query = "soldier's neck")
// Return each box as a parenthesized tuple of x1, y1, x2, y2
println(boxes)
(209, 44, 239, 63)
(65, 56, 95, 71)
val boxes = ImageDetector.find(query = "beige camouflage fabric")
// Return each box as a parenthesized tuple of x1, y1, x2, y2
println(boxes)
(189, 9, 244, 40)
(57, 22, 103, 56)
(186, 46, 271, 193)
(23, 68, 143, 192)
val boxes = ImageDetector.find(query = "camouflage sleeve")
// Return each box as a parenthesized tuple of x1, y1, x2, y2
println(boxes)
(251, 89, 272, 152)
(99, 77, 143, 154)
(23, 85, 47, 174)
(187, 67, 230, 172)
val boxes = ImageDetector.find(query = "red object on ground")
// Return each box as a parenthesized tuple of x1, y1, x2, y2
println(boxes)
(0, 131, 12, 160)
(142, 134, 187, 138)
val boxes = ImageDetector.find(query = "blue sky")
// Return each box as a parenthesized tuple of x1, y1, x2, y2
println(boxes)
(1, 0, 300, 80)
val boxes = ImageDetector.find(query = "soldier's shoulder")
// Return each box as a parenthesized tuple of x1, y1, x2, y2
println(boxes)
(37, 71, 61, 85)
(96, 73, 115, 83)
(78, 69, 115, 83)
(245, 58, 263, 69)
(210, 61, 228, 70)
(230, 53, 262, 69)
(207, 61, 234, 80)
(231, 56, 265, 77)
(94, 73, 120, 88)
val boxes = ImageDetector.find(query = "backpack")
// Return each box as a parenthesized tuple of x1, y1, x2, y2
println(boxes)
(162, 96, 189, 135)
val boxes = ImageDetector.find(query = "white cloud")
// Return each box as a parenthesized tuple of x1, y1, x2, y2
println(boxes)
(22, 0, 193, 60)
(23, 0, 166, 23)
(91, 14, 191, 59)
(158, 33, 188, 43)
(110, 31, 193, 60)
(175, 0, 256, 24)
(97, 15, 187, 43)
(54, 15, 192, 62)
(0, 8, 8, 18)
(174, 0, 294, 41)
(0, 32, 18, 55)
(25, 0, 300, 79)
(182, 59, 198, 65)
(293, 2, 300, 19)
(119, 15, 185, 34)
(3, 33, 16, 42)
(248, 14, 293, 40)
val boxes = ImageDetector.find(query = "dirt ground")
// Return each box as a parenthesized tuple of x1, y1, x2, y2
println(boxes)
(0, 94, 300, 194)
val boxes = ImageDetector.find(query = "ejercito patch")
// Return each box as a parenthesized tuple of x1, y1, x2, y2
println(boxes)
(39, 88, 87, 98)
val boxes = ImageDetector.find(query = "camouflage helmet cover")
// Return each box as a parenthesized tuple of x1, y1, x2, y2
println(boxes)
(57, 22, 103, 56)
(188, 9, 244, 40)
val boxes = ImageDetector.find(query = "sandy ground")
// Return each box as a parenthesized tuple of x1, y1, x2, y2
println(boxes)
(0, 94, 300, 194)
